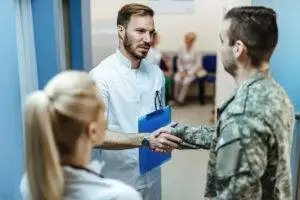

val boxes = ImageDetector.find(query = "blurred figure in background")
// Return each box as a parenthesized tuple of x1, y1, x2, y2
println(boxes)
(20, 71, 142, 200)
(174, 32, 201, 105)
(146, 32, 162, 66)
(147, 32, 173, 104)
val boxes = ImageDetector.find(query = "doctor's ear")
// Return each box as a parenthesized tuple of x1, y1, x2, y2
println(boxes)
(117, 25, 125, 40)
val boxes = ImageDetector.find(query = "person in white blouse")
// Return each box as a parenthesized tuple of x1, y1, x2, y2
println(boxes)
(89, 3, 181, 200)
(146, 32, 162, 67)
(147, 32, 173, 104)
(20, 71, 143, 200)
(174, 32, 201, 105)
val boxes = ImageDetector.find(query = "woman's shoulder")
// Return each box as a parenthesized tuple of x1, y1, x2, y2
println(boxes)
(64, 166, 142, 200)
(65, 177, 142, 200)
(100, 178, 142, 200)
(20, 166, 142, 200)
(20, 174, 30, 200)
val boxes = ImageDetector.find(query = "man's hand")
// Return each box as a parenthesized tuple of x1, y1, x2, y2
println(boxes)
(148, 129, 182, 153)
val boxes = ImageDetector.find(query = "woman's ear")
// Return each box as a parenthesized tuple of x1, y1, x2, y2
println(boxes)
(117, 25, 125, 40)
(86, 121, 98, 142)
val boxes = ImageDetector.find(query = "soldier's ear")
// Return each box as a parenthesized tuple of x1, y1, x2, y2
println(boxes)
(233, 40, 247, 59)
(117, 25, 125, 40)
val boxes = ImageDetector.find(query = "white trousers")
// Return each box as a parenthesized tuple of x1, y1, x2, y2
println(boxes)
(137, 175, 161, 200)
(173, 72, 196, 103)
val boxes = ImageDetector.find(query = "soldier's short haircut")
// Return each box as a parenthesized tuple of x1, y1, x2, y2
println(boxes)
(117, 3, 154, 27)
(225, 6, 278, 66)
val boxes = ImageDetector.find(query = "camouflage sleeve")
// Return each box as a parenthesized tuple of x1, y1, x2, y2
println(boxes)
(171, 124, 216, 149)
(215, 116, 272, 200)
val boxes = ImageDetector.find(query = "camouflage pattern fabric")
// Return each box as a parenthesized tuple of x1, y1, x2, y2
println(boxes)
(172, 72, 294, 200)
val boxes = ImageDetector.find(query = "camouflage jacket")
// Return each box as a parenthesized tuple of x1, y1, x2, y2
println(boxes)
(172, 72, 294, 200)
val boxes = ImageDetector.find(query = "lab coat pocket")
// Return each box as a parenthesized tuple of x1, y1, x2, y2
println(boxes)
(215, 127, 242, 179)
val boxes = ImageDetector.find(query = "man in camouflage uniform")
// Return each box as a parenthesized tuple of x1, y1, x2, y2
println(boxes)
(164, 6, 295, 200)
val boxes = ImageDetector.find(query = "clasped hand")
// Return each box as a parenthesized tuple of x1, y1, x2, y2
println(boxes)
(148, 126, 181, 153)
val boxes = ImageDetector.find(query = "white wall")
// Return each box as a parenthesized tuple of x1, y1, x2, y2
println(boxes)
(153, 0, 222, 52)
(215, 0, 252, 108)
(90, 0, 222, 66)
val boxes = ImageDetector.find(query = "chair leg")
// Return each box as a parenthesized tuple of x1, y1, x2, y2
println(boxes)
(210, 82, 216, 123)
(197, 78, 205, 104)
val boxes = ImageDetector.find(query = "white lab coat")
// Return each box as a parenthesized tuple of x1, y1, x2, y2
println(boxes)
(89, 49, 165, 200)
(20, 161, 142, 200)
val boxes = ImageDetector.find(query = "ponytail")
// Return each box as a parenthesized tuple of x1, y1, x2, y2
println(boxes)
(24, 91, 63, 200)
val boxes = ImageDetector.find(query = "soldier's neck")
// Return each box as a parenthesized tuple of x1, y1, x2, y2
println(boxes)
(235, 62, 269, 87)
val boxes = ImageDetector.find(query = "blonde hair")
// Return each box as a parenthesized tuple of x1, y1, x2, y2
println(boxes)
(184, 32, 197, 42)
(24, 71, 104, 200)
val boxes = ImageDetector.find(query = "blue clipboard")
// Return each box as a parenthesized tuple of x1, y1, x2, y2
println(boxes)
(138, 106, 172, 175)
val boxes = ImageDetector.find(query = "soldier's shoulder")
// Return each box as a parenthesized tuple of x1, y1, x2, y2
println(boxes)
(248, 78, 288, 103)
(246, 78, 292, 117)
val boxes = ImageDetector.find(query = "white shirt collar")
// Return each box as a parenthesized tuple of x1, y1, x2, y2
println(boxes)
(116, 49, 132, 69)
(116, 49, 146, 71)
(86, 160, 106, 174)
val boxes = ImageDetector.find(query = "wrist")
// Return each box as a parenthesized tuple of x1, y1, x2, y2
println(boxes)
(139, 134, 151, 148)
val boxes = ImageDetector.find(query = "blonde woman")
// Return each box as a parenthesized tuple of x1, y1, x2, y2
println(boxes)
(174, 32, 201, 105)
(20, 71, 142, 200)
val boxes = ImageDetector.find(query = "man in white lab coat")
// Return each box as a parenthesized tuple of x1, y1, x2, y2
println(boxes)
(90, 3, 179, 200)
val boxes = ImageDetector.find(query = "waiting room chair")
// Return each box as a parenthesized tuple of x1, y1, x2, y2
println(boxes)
(202, 54, 217, 101)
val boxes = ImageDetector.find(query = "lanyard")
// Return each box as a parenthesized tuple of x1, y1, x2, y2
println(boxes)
(154, 90, 163, 111)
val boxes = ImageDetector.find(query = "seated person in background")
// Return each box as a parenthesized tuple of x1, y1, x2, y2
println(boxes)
(147, 32, 173, 104)
(174, 32, 201, 105)
(20, 71, 143, 200)
(146, 32, 162, 67)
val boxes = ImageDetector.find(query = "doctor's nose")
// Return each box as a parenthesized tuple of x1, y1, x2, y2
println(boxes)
(143, 32, 151, 44)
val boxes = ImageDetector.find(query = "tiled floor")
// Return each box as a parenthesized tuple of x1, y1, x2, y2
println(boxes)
(161, 101, 214, 200)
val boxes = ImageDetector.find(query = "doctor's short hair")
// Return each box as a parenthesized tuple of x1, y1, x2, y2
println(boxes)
(224, 6, 278, 66)
(117, 3, 154, 27)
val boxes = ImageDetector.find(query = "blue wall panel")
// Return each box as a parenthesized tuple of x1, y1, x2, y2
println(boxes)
(68, 0, 92, 71)
(252, 1, 300, 199)
(31, 0, 60, 89)
(252, 1, 300, 110)
(69, 0, 84, 70)
(0, 1, 24, 199)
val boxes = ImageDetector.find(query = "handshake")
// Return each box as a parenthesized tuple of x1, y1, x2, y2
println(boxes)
(146, 124, 183, 153)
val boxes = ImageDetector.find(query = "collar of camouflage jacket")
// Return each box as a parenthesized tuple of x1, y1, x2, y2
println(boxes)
(217, 71, 269, 118)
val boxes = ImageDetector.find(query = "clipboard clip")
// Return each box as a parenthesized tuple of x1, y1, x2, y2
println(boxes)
(146, 109, 164, 120)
